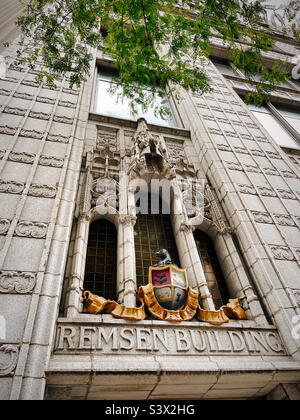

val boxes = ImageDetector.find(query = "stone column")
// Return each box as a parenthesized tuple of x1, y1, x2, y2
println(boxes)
(116, 222, 124, 303)
(172, 214, 215, 311)
(119, 215, 137, 308)
(65, 215, 90, 317)
(171, 179, 215, 310)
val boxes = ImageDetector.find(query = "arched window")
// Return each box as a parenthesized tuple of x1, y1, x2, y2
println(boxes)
(194, 230, 229, 309)
(134, 194, 180, 287)
(83, 219, 117, 300)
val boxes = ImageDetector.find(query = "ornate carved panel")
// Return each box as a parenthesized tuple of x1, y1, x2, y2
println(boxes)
(0, 271, 36, 294)
(270, 245, 294, 261)
(15, 221, 48, 239)
(28, 184, 57, 199)
(96, 127, 118, 152)
(0, 180, 25, 195)
(0, 345, 18, 376)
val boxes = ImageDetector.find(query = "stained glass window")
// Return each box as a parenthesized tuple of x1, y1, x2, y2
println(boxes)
(83, 219, 117, 300)
(194, 230, 229, 309)
(134, 195, 180, 288)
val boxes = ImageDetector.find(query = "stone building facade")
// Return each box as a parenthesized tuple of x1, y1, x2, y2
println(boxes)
(0, 2, 300, 400)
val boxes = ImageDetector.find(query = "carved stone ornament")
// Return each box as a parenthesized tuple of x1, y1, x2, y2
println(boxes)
(15, 221, 48, 239)
(47, 134, 69, 144)
(28, 184, 57, 199)
(84, 262, 246, 325)
(270, 245, 294, 261)
(128, 118, 176, 180)
(97, 128, 117, 152)
(0, 271, 36, 294)
(0, 180, 25, 195)
(119, 215, 137, 227)
(4, 107, 26, 116)
(20, 129, 44, 140)
(252, 211, 273, 224)
(39, 156, 64, 168)
(0, 126, 17, 136)
(0, 345, 18, 376)
(277, 189, 296, 200)
(53, 115, 73, 124)
(238, 184, 256, 195)
(0, 150, 5, 159)
(9, 152, 35, 164)
(0, 219, 10, 235)
(294, 291, 300, 306)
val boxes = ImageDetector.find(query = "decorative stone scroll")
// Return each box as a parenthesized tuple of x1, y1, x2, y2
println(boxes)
(0, 271, 36, 294)
(0, 180, 25, 195)
(0, 126, 17, 136)
(9, 152, 35, 164)
(28, 184, 57, 199)
(0, 219, 10, 235)
(0, 345, 18, 377)
(47, 134, 69, 144)
(15, 221, 48, 239)
(84, 288, 246, 326)
(270, 245, 294, 261)
(39, 156, 64, 168)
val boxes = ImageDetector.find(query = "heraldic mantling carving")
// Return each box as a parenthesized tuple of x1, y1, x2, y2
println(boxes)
(83, 249, 246, 326)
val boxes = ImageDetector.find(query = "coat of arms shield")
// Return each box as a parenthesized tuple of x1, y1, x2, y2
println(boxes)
(149, 265, 188, 311)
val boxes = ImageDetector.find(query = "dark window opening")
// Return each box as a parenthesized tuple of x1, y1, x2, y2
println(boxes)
(134, 194, 180, 287)
(194, 230, 229, 309)
(83, 219, 117, 300)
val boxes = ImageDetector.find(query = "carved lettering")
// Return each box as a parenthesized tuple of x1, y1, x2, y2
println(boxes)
(55, 325, 285, 356)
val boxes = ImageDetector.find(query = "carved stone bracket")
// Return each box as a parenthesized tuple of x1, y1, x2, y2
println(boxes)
(0, 271, 36, 294)
(0, 345, 18, 377)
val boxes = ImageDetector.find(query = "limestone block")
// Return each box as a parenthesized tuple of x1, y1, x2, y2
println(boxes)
(0, 193, 20, 219)
(33, 166, 62, 186)
(0, 294, 31, 342)
(3, 237, 45, 272)
(0, 378, 12, 400)
(20, 197, 54, 223)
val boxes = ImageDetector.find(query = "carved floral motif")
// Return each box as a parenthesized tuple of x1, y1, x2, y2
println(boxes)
(0, 345, 18, 376)
(0, 271, 36, 294)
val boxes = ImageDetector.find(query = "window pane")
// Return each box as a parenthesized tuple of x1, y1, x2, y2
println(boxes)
(194, 230, 229, 309)
(247, 104, 300, 150)
(135, 194, 180, 287)
(211, 58, 237, 77)
(83, 219, 117, 300)
(276, 106, 300, 135)
(95, 67, 175, 127)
